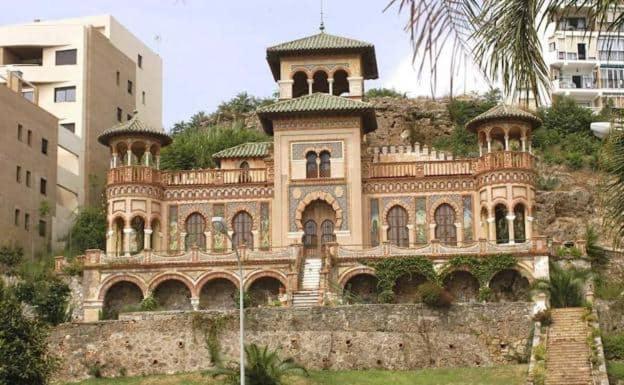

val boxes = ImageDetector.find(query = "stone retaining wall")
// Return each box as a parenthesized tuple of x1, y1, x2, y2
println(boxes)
(50, 303, 533, 382)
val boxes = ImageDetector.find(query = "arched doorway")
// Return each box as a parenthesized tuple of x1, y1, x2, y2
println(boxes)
(153, 279, 192, 310)
(387, 205, 409, 247)
(102, 281, 144, 320)
(343, 274, 379, 304)
(490, 269, 530, 302)
(301, 200, 336, 257)
(232, 211, 253, 249)
(495, 204, 509, 244)
(435, 204, 457, 245)
(443, 271, 479, 302)
(248, 276, 285, 307)
(199, 278, 237, 310)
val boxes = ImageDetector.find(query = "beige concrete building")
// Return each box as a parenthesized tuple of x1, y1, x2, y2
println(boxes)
(546, 5, 624, 109)
(0, 71, 58, 257)
(0, 15, 163, 248)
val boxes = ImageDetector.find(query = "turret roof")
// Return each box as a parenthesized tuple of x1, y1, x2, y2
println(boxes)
(98, 115, 172, 146)
(465, 104, 542, 131)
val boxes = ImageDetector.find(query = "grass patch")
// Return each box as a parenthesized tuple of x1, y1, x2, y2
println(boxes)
(607, 361, 624, 383)
(65, 365, 527, 385)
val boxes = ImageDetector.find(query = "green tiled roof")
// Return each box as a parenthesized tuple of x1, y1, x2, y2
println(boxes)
(98, 115, 171, 146)
(213, 142, 272, 159)
(466, 104, 542, 131)
(266, 31, 378, 81)
(256, 93, 377, 134)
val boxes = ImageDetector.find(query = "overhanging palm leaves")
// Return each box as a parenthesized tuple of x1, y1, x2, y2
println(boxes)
(602, 128, 624, 245)
(206, 343, 308, 385)
(532, 262, 589, 308)
(387, 0, 624, 105)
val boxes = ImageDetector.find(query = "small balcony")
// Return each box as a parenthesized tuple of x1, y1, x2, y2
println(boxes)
(367, 159, 475, 179)
(476, 151, 536, 173)
(162, 168, 268, 186)
(107, 166, 160, 185)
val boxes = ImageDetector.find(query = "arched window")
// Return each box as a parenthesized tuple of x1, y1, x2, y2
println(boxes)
(302, 220, 318, 250)
(185, 213, 206, 250)
(232, 211, 253, 249)
(306, 152, 318, 178)
(434, 204, 457, 245)
(332, 69, 349, 96)
(130, 216, 145, 253)
(387, 206, 409, 247)
(319, 151, 331, 178)
(312, 70, 329, 93)
(321, 219, 336, 244)
(292, 71, 308, 98)
(495, 204, 509, 244)
(239, 161, 250, 183)
(514, 204, 526, 243)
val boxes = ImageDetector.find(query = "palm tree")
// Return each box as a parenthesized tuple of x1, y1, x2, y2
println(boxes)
(532, 262, 589, 308)
(602, 128, 624, 246)
(386, 0, 624, 104)
(206, 343, 308, 385)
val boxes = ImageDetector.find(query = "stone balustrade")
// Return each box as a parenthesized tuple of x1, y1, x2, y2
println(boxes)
(161, 168, 268, 186)
(476, 151, 535, 173)
(107, 166, 161, 185)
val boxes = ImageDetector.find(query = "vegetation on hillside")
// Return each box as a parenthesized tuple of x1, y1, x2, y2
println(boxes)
(531, 262, 588, 308)
(65, 206, 107, 257)
(364, 88, 407, 99)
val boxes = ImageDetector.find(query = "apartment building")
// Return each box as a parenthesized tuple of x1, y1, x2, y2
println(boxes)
(0, 15, 163, 247)
(0, 71, 58, 257)
(546, 5, 624, 110)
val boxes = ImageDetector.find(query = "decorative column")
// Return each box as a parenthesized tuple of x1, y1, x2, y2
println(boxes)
(123, 227, 133, 256)
(328, 78, 334, 95)
(190, 297, 200, 311)
(486, 134, 492, 153)
(521, 136, 527, 152)
(227, 230, 234, 251)
(144, 228, 152, 250)
(111, 152, 119, 168)
(252, 230, 260, 251)
(155, 155, 161, 170)
(277, 79, 294, 99)
(180, 232, 187, 251)
(106, 228, 114, 254)
(144, 149, 152, 167)
(205, 231, 212, 252)
(381, 225, 389, 242)
(307, 79, 313, 95)
(487, 217, 496, 241)
(407, 224, 415, 247)
(455, 223, 463, 245)
(429, 223, 437, 243)
(504, 134, 510, 151)
(506, 214, 516, 244)
(526, 216, 534, 240)
(126, 149, 132, 166)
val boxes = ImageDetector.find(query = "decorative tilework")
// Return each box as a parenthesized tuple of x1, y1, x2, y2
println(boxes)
(463, 195, 474, 241)
(292, 141, 343, 160)
(288, 184, 348, 231)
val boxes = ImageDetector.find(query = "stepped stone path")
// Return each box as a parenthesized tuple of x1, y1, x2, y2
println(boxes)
(545, 308, 593, 385)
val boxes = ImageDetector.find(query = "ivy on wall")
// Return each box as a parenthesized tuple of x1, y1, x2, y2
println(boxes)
(364, 254, 518, 303)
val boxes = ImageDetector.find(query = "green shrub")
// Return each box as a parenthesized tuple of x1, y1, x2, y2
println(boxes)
(15, 278, 71, 325)
(86, 361, 105, 378)
(416, 282, 453, 308)
(603, 333, 624, 360)
(533, 309, 552, 326)
(0, 245, 24, 275)
(537, 176, 560, 191)
(233, 290, 251, 309)
(364, 88, 407, 99)
(565, 152, 584, 170)
(66, 206, 107, 256)
(378, 289, 395, 304)
(478, 287, 493, 302)
(0, 281, 59, 384)
(533, 343, 547, 361)
(595, 278, 624, 300)
(607, 360, 624, 383)
(62, 258, 84, 276)
(140, 295, 159, 311)
(556, 246, 582, 258)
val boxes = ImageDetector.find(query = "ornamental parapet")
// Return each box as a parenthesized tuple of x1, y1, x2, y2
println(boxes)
(476, 151, 536, 174)
(367, 159, 476, 179)
(161, 168, 269, 186)
(107, 166, 160, 185)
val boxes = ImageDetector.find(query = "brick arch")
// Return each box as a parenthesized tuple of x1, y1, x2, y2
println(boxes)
(244, 269, 288, 291)
(109, 213, 128, 228)
(98, 273, 148, 301)
(338, 266, 377, 288)
(148, 272, 197, 297)
(511, 198, 530, 212)
(227, 207, 258, 231)
(487, 265, 535, 287)
(311, 67, 331, 77)
(382, 200, 413, 226)
(479, 204, 491, 217)
(129, 212, 148, 225)
(330, 66, 351, 77)
(295, 191, 342, 231)
(491, 199, 512, 213)
(196, 271, 240, 292)
(289, 67, 312, 79)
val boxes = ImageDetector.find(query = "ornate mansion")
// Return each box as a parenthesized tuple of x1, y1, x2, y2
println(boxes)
(64, 30, 557, 322)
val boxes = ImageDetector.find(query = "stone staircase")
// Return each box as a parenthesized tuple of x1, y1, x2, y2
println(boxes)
(545, 308, 593, 385)
(292, 258, 321, 307)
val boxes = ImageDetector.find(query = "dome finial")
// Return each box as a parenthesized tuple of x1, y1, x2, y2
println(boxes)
(319, 0, 325, 32)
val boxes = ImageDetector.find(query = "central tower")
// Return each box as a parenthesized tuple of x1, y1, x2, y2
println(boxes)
(259, 29, 378, 251)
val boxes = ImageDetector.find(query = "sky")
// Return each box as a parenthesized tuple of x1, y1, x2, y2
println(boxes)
(0, 0, 490, 130)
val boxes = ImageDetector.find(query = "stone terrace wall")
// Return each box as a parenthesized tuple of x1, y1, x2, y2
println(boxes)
(50, 303, 533, 382)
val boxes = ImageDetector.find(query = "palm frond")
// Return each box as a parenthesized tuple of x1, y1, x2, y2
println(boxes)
(602, 128, 624, 246)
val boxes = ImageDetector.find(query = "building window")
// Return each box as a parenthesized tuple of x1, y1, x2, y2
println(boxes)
(14, 209, 20, 226)
(24, 213, 30, 231)
(549, 42, 556, 52)
(319, 151, 331, 178)
(41, 138, 48, 155)
(17, 124, 23, 141)
(55, 49, 77, 65)
(16, 166, 21, 183)
(127, 80, 133, 94)
(185, 212, 206, 250)
(38, 220, 46, 237)
(61, 123, 76, 133)
(116, 107, 122, 122)
(302, 220, 318, 250)
(27, 130, 32, 146)
(26, 171, 31, 187)
(232, 211, 253, 249)
(116, 71, 120, 86)
(434, 204, 457, 245)
(54, 86, 76, 102)
(306, 152, 318, 178)
(387, 205, 409, 247)
(22, 90, 34, 102)
(320, 219, 336, 244)
(142, 91, 146, 105)
(137, 54, 143, 68)
(40, 178, 47, 195)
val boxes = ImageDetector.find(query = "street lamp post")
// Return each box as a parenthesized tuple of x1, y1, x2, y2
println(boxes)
(211, 216, 245, 385)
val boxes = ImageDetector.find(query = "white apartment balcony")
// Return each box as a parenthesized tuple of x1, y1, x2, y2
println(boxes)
(0, 63, 77, 84)
(547, 50, 598, 69)
(552, 76, 598, 94)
